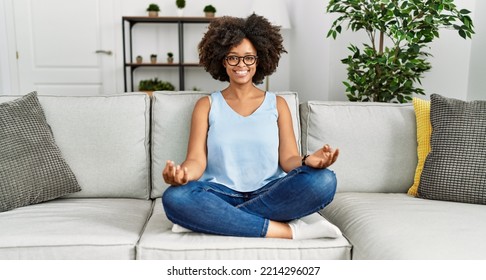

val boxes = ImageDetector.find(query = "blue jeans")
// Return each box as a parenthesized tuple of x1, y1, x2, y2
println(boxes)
(162, 166, 337, 237)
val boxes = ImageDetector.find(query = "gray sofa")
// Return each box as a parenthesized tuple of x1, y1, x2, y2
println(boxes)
(0, 91, 484, 260)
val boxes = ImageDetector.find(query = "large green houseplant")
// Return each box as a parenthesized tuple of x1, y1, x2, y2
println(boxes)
(326, 0, 474, 103)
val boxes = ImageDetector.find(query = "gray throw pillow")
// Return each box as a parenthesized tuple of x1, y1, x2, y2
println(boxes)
(418, 94, 486, 204)
(0, 92, 81, 212)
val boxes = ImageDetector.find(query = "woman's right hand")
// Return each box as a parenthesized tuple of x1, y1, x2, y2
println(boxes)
(162, 160, 189, 186)
(306, 144, 339, 169)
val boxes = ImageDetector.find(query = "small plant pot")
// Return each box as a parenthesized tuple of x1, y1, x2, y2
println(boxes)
(205, 12, 215, 18)
(167, 57, 174, 64)
(136, 56, 143, 64)
(150, 57, 157, 64)
(177, 9, 184, 17)
(148, 11, 158, 17)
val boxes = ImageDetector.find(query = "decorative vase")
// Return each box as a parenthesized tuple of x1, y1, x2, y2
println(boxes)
(205, 12, 215, 18)
(148, 11, 158, 17)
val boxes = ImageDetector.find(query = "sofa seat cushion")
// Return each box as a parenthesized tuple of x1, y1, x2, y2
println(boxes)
(321, 193, 486, 259)
(137, 199, 351, 260)
(0, 198, 152, 259)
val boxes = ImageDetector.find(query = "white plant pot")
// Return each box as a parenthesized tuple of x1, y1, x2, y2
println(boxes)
(177, 9, 184, 17)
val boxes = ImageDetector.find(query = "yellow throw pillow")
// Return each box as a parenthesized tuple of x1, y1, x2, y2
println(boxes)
(407, 97, 432, 197)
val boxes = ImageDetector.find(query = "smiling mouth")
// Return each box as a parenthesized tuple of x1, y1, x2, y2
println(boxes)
(234, 70, 249, 76)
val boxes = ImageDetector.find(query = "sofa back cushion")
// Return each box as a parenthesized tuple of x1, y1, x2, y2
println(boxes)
(300, 101, 417, 193)
(151, 91, 300, 198)
(0, 93, 151, 199)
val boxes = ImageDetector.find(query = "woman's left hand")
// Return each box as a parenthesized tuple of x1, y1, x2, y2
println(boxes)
(305, 144, 339, 169)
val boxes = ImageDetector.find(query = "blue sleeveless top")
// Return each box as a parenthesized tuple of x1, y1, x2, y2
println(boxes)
(200, 91, 286, 192)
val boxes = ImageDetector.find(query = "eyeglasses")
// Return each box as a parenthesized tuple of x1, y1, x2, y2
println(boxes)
(225, 55, 258, 66)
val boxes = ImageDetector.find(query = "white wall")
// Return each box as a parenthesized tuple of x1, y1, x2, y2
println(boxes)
(420, 0, 475, 101)
(0, 0, 484, 101)
(468, 0, 486, 100)
(288, 0, 332, 102)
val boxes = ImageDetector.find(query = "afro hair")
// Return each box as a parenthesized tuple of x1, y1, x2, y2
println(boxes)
(198, 13, 287, 84)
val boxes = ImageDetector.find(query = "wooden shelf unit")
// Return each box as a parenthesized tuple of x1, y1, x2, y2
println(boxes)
(122, 16, 216, 91)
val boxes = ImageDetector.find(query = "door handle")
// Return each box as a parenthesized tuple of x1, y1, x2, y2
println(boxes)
(95, 50, 113, 55)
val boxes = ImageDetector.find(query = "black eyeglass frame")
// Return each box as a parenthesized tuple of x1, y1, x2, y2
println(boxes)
(225, 55, 258, 66)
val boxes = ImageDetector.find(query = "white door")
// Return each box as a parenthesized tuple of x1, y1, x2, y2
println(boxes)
(13, 0, 116, 95)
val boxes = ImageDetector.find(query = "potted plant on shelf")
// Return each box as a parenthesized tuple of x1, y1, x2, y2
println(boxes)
(176, 0, 185, 17)
(138, 78, 176, 96)
(135, 55, 143, 64)
(150, 54, 157, 64)
(203, 5, 216, 17)
(167, 52, 174, 64)
(146, 3, 160, 17)
(326, 0, 474, 103)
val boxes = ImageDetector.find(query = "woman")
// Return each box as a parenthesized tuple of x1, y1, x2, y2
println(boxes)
(162, 14, 340, 239)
